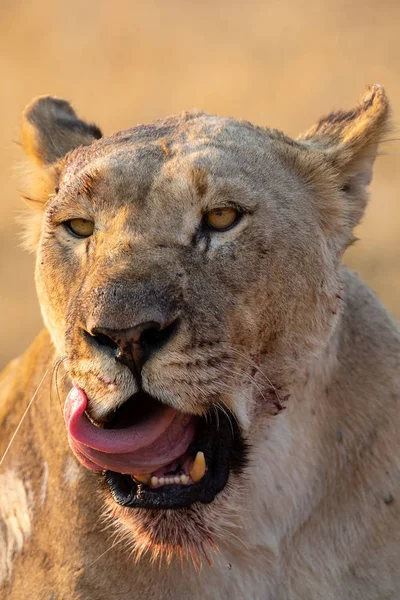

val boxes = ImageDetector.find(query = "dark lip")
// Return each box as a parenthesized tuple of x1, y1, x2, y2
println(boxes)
(103, 407, 249, 510)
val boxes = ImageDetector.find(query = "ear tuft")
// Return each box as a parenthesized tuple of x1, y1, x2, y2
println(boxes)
(296, 85, 391, 235)
(299, 84, 390, 157)
(21, 95, 102, 167)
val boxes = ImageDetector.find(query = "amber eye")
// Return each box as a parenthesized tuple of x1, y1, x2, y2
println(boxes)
(204, 207, 239, 231)
(65, 218, 94, 238)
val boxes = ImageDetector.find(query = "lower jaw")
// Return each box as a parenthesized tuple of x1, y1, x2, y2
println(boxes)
(107, 491, 227, 568)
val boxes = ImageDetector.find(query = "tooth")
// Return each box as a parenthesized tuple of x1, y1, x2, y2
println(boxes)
(189, 451, 206, 483)
(181, 474, 189, 485)
(150, 476, 159, 487)
(158, 477, 165, 486)
(132, 473, 150, 485)
(174, 476, 181, 484)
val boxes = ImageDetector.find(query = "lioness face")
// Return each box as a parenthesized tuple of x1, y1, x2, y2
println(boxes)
(22, 89, 385, 561)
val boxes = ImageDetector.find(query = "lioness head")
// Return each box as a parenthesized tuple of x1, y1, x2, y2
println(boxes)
(21, 87, 389, 563)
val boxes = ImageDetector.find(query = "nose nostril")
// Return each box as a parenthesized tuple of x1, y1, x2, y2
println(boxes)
(140, 320, 178, 353)
(88, 330, 119, 352)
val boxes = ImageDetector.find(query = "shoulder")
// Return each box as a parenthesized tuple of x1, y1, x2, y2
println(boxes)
(0, 329, 55, 449)
(341, 266, 400, 349)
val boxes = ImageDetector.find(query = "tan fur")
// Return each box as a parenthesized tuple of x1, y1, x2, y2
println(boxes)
(1, 86, 399, 599)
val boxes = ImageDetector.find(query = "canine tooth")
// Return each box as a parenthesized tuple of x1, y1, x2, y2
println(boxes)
(189, 451, 206, 483)
(181, 474, 189, 485)
(133, 473, 150, 485)
(174, 476, 181, 484)
(159, 477, 165, 486)
(150, 476, 159, 487)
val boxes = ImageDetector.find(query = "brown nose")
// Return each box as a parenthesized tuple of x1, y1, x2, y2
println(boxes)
(88, 319, 179, 378)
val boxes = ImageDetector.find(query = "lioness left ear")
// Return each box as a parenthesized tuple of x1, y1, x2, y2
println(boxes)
(297, 84, 390, 230)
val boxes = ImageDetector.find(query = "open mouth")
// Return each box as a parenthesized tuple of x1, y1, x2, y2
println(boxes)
(64, 386, 248, 509)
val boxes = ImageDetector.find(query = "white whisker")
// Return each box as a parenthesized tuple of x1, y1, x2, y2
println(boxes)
(215, 401, 235, 435)
(0, 369, 49, 467)
(85, 536, 126, 569)
(223, 345, 282, 400)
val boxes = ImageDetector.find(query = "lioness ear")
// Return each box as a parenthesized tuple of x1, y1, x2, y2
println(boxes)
(298, 84, 390, 230)
(22, 95, 102, 167)
(20, 96, 102, 250)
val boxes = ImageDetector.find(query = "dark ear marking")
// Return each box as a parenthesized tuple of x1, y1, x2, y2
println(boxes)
(22, 95, 102, 166)
(55, 116, 102, 141)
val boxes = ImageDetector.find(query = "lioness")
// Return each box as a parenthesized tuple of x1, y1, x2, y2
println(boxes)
(0, 85, 399, 600)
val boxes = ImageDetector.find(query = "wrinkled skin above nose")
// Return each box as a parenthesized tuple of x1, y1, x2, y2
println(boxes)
(82, 275, 183, 378)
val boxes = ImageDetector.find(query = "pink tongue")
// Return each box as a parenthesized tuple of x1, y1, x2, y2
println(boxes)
(64, 386, 196, 474)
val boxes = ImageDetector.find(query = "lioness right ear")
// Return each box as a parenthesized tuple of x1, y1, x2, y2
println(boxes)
(20, 96, 102, 251)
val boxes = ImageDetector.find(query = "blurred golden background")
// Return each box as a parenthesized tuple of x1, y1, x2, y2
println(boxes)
(0, 0, 399, 369)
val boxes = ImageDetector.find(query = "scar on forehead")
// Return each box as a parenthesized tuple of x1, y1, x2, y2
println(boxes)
(191, 167, 208, 198)
(160, 139, 171, 157)
(80, 170, 99, 198)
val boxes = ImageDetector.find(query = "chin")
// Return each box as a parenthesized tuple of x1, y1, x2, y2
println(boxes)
(103, 483, 241, 567)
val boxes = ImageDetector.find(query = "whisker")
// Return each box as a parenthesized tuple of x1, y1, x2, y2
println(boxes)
(222, 345, 279, 390)
(216, 364, 269, 403)
(212, 404, 220, 430)
(221, 345, 284, 404)
(224, 527, 250, 550)
(231, 369, 270, 404)
(211, 366, 284, 416)
(85, 536, 126, 569)
(215, 401, 234, 436)
(0, 369, 49, 467)
(51, 355, 68, 414)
